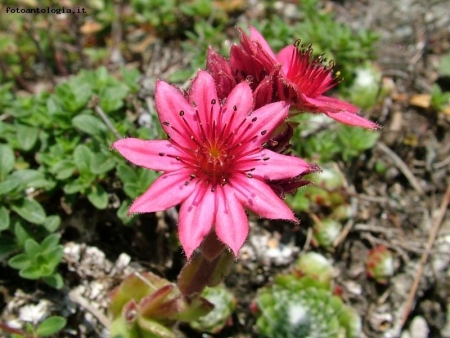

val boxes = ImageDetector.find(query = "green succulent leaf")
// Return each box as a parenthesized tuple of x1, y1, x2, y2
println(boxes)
(73, 144, 93, 175)
(35, 316, 67, 336)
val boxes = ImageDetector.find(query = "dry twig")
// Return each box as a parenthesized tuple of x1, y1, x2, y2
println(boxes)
(400, 182, 450, 328)
(376, 142, 424, 194)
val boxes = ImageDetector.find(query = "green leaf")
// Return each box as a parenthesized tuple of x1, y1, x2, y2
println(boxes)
(99, 84, 129, 113)
(24, 238, 40, 256)
(43, 273, 64, 289)
(0, 206, 10, 231)
(63, 179, 85, 194)
(73, 144, 92, 175)
(14, 221, 32, 247)
(0, 143, 15, 181)
(90, 153, 116, 174)
(0, 177, 20, 195)
(11, 198, 46, 224)
(41, 234, 60, 253)
(20, 265, 43, 279)
(43, 246, 63, 269)
(36, 316, 67, 336)
(72, 114, 107, 136)
(87, 185, 108, 209)
(117, 163, 137, 183)
(9, 169, 55, 190)
(51, 160, 76, 180)
(8, 253, 31, 270)
(16, 124, 39, 151)
(43, 215, 61, 232)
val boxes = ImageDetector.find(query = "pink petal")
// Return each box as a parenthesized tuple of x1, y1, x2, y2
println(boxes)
(236, 149, 311, 181)
(241, 101, 290, 151)
(112, 139, 183, 171)
(249, 26, 277, 62)
(178, 181, 216, 259)
(221, 81, 254, 131)
(155, 80, 198, 145)
(230, 174, 298, 223)
(129, 169, 194, 214)
(214, 184, 249, 257)
(188, 71, 220, 137)
(301, 96, 381, 130)
(276, 45, 296, 76)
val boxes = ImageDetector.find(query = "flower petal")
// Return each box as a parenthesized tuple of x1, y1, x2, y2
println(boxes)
(236, 149, 311, 181)
(301, 96, 381, 130)
(129, 169, 194, 214)
(246, 26, 277, 72)
(276, 45, 296, 76)
(178, 181, 215, 259)
(155, 80, 198, 145)
(214, 184, 248, 257)
(230, 174, 298, 223)
(112, 139, 184, 171)
(188, 71, 220, 137)
(242, 101, 290, 150)
(221, 81, 254, 131)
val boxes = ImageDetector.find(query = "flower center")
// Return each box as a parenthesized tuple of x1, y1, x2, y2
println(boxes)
(285, 41, 339, 98)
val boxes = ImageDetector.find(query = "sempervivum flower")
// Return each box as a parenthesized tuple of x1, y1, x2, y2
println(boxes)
(113, 71, 312, 258)
(228, 27, 380, 130)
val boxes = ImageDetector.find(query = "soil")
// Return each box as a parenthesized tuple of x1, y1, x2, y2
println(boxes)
(1, 0, 450, 337)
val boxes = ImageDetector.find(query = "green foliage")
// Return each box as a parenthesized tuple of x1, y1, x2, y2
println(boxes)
(0, 65, 155, 282)
(8, 234, 64, 288)
(10, 315, 67, 338)
(430, 84, 450, 112)
(291, 115, 380, 163)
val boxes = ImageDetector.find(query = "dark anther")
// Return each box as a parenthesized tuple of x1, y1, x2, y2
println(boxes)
(176, 156, 180, 161)
(162, 121, 170, 126)
(190, 174, 196, 178)
(179, 110, 185, 116)
(159, 153, 164, 156)
(211, 99, 216, 104)
(252, 117, 257, 122)
(184, 180, 190, 186)
(246, 173, 253, 178)
(261, 130, 267, 135)
(263, 157, 270, 161)
(211, 186, 216, 192)
(233, 105, 237, 111)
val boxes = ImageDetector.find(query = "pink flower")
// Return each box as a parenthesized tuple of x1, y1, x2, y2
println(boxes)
(228, 27, 380, 130)
(112, 71, 312, 259)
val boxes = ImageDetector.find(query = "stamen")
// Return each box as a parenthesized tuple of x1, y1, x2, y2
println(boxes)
(261, 130, 267, 135)
(159, 153, 164, 156)
(162, 122, 170, 126)
(251, 117, 257, 122)
(179, 110, 185, 116)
